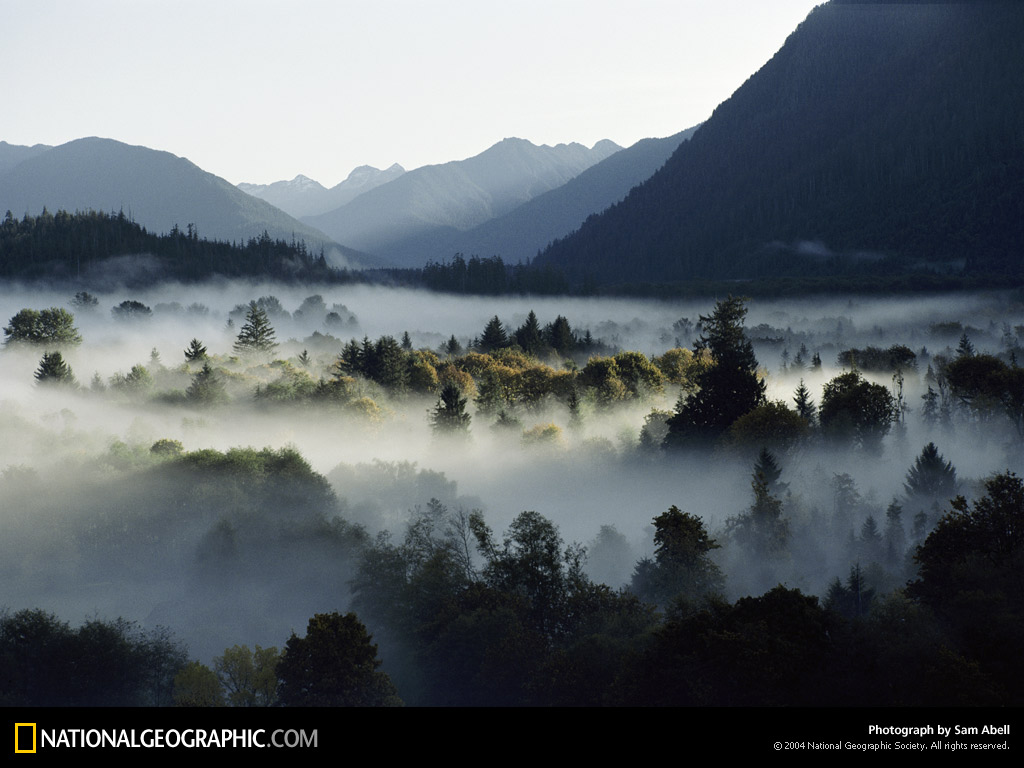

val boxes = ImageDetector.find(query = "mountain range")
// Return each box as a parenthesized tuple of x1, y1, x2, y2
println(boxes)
(302, 137, 623, 268)
(0, 137, 372, 264)
(238, 163, 406, 219)
(536, 1, 1024, 287)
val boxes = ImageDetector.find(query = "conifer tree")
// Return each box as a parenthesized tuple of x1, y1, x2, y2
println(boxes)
(904, 442, 958, 501)
(184, 338, 208, 362)
(884, 499, 907, 567)
(430, 382, 471, 436)
(793, 378, 817, 424)
(34, 351, 76, 386)
(478, 316, 509, 353)
(515, 310, 544, 355)
(233, 301, 277, 356)
(664, 296, 765, 448)
(186, 362, 227, 405)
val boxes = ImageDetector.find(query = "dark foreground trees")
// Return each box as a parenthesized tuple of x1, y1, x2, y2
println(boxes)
(0, 610, 186, 706)
(276, 612, 401, 706)
(909, 471, 1024, 702)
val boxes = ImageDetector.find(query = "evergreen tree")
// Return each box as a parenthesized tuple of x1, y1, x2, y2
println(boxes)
(794, 378, 817, 424)
(443, 335, 462, 357)
(956, 332, 975, 359)
(430, 382, 471, 436)
(921, 385, 940, 426)
(336, 338, 364, 377)
(545, 316, 575, 356)
(567, 387, 582, 432)
(34, 351, 76, 386)
(753, 447, 787, 495)
(825, 564, 875, 620)
(184, 338, 208, 362)
(233, 301, 277, 356)
(729, 465, 789, 561)
(884, 498, 907, 567)
(186, 362, 227, 405)
(478, 316, 509, 353)
(515, 310, 544, 355)
(904, 442, 958, 501)
(664, 296, 766, 448)
(401, 331, 413, 350)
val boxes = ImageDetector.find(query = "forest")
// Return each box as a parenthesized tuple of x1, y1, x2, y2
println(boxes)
(1, 281, 1021, 707)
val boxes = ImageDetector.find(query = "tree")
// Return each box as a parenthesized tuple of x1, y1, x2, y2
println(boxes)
(442, 334, 462, 357)
(184, 338, 207, 362)
(34, 351, 76, 386)
(111, 300, 152, 320)
(664, 296, 766, 448)
(825, 563, 876, 620)
(909, 472, 1024, 700)
(794, 378, 817, 424)
(904, 442, 958, 501)
(723, 400, 809, 454)
(276, 612, 401, 706)
(478, 315, 509, 353)
(515, 310, 544, 355)
(233, 301, 277, 356)
(430, 382, 471, 436)
(172, 661, 224, 706)
(819, 370, 895, 451)
(729, 469, 789, 560)
(71, 291, 99, 310)
(214, 644, 279, 707)
(3, 307, 82, 347)
(945, 354, 1024, 436)
(544, 316, 575, 356)
(630, 506, 723, 608)
(186, 362, 227, 405)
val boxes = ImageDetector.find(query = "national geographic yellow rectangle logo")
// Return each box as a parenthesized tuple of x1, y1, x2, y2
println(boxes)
(15, 723, 37, 753)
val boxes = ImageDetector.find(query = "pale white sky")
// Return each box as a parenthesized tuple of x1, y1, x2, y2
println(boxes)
(2, 0, 822, 186)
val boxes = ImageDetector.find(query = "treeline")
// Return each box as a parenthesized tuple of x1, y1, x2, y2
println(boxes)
(3, 448, 1021, 706)
(0, 208, 346, 284)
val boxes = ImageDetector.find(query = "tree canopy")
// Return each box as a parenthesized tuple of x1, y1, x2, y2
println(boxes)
(3, 307, 82, 347)
(276, 612, 401, 707)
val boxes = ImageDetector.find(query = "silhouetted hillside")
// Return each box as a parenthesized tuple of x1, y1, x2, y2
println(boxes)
(537, 2, 1024, 287)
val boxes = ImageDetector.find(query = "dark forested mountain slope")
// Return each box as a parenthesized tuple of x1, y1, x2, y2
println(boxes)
(0, 137, 346, 255)
(536, 2, 1024, 287)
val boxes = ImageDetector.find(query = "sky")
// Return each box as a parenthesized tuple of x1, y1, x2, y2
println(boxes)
(2, 0, 822, 187)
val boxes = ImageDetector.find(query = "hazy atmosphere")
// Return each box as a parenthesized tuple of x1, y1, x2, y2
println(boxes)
(3, 0, 820, 185)
(2, 0, 1022, 718)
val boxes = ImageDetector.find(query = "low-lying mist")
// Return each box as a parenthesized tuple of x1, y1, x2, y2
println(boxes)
(1, 281, 1022, 663)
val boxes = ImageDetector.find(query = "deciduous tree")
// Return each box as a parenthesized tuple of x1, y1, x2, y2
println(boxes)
(276, 612, 401, 707)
